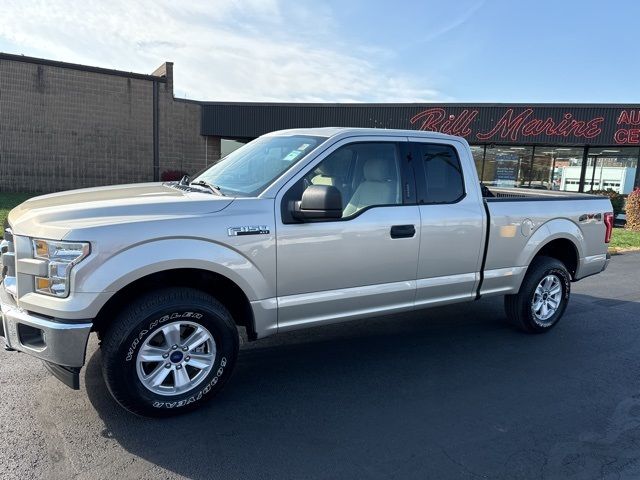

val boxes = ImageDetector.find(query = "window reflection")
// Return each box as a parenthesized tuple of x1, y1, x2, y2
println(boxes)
(533, 147, 583, 191)
(584, 147, 638, 194)
(470, 146, 485, 179)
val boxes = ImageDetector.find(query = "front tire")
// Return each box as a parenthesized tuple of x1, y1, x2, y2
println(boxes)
(504, 256, 571, 333)
(100, 288, 239, 417)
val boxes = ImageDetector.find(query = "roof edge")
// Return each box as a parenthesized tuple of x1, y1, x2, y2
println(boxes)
(0, 51, 167, 82)
(199, 101, 640, 108)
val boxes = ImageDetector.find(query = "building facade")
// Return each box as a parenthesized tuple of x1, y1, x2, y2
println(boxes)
(0, 53, 219, 193)
(1, 52, 639, 195)
(202, 103, 640, 196)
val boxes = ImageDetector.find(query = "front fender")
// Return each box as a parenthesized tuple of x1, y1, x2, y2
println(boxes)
(73, 237, 272, 308)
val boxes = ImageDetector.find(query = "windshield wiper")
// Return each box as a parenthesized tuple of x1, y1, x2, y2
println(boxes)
(189, 180, 225, 196)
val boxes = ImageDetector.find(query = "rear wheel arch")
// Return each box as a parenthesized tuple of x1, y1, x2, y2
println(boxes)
(516, 218, 585, 282)
(92, 268, 256, 341)
(531, 237, 579, 279)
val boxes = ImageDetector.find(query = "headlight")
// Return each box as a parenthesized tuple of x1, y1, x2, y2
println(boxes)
(32, 239, 90, 297)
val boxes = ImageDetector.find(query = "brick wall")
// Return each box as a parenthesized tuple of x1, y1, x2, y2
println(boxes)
(0, 54, 221, 193)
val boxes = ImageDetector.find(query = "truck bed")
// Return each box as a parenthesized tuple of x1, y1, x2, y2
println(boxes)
(478, 186, 610, 297)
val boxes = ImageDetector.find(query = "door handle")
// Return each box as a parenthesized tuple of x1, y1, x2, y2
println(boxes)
(390, 224, 416, 239)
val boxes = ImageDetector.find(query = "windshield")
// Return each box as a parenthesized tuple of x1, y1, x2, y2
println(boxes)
(193, 135, 325, 196)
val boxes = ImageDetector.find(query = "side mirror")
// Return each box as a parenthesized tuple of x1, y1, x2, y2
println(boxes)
(292, 185, 342, 220)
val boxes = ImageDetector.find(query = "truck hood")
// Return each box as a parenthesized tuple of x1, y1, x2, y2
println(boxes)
(7, 183, 234, 239)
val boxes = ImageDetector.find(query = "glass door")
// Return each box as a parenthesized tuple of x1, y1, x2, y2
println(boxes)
(585, 147, 639, 194)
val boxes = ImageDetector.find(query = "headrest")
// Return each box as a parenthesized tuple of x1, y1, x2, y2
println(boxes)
(364, 158, 393, 182)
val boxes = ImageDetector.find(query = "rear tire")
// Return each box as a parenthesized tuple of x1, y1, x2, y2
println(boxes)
(504, 256, 571, 333)
(100, 287, 239, 417)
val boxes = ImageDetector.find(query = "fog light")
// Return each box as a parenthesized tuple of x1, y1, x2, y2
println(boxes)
(17, 323, 45, 349)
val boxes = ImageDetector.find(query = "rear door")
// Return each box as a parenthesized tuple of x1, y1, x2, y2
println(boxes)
(409, 138, 485, 307)
(275, 137, 421, 331)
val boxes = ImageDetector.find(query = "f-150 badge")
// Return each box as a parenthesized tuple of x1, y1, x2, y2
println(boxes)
(227, 226, 270, 236)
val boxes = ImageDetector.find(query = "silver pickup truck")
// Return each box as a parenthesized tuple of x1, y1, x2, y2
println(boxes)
(1, 128, 612, 416)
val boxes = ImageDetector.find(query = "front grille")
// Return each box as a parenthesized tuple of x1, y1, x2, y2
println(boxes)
(1, 227, 17, 298)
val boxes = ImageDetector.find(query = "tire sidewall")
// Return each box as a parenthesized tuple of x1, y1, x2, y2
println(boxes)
(524, 263, 571, 331)
(106, 301, 237, 415)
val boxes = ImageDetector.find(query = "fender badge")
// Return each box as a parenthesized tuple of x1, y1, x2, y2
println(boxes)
(227, 226, 270, 236)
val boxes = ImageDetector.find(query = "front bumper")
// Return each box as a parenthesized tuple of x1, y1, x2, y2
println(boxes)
(0, 289, 92, 369)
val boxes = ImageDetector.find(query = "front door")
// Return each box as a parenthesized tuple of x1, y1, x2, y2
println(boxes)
(275, 138, 421, 331)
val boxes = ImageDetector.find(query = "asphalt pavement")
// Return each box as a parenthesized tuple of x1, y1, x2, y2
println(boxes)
(2, 252, 640, 480)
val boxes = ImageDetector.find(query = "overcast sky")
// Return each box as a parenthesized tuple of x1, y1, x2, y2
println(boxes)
(1, 0, 639, 103)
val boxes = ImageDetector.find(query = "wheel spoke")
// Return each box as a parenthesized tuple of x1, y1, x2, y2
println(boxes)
(161, 323, 182, 347)
(183, 327, 210, 351)
(541, 303, 549, 318)
(187, 352, 214, 370)
(533, 299, 543, 311)
(145, 363, 171, 387)
(530, 274, 565, 323)
(174, 368, 191, 388)
(138, 345, 166, 363)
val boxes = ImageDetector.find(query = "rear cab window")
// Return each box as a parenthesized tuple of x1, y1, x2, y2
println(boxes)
(413, 142, 465, 204)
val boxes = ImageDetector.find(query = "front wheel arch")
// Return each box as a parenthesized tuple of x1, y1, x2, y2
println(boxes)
(93, 268, 256, 341)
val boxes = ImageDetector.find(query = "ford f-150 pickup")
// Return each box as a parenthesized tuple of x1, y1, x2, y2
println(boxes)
(0, 128, 613, 416)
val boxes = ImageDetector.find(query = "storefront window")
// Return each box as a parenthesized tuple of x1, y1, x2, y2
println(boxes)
(584, 147, 639, 194)
(533, 147, 584, 191)
(482, 146, 533, 188)
(432, 143, 638, 193)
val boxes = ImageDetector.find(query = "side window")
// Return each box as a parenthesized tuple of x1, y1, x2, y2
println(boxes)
(305, 147, 355, 203)
(283, 142, 403, 222)
(417, 143, 465, 204)
(310, 143, 402, 218)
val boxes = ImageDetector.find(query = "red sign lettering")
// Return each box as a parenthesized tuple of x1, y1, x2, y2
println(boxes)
(409, 107, 612, 144)
(410, 108, 478, 137)
(476, 108, 603, 141)
(617, 110, 640, 125)
(614, 128, 640, 144)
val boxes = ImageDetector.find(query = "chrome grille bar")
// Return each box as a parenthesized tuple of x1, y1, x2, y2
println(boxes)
(1, 227, 17, 298)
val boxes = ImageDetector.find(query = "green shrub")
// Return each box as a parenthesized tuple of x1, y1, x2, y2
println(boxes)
(589, 189, 625, 218)
(626, 188, 640, 232)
